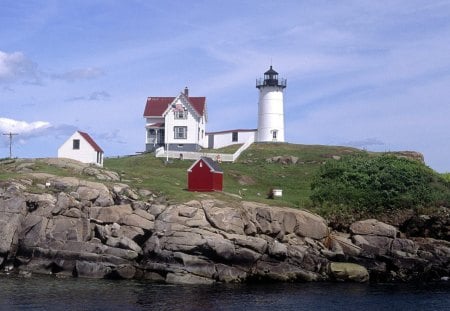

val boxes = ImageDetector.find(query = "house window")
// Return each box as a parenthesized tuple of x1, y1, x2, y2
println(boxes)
(73, 139, 80, 150)
(232, 132, 238, 142)
(174, 126, 187, 139)
(174, 110, 187, 119)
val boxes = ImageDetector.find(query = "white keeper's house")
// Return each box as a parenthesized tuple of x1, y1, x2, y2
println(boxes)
(58, 130, 104, 167)
(143, 66, 286, 153)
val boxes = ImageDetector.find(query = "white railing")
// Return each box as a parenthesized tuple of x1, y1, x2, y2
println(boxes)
(155, 136, 254, 163)
(155, 146, 165, 157)
(232, 136, 254, 161)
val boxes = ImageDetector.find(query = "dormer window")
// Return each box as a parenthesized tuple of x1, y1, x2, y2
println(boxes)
(175, 109, 187, 119)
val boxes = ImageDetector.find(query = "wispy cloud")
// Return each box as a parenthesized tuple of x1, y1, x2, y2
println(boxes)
(66, 91, 111, 102)
(0, 50, 40, 84)
(50, 67, 104, 82)
(96, 129, 127, 145)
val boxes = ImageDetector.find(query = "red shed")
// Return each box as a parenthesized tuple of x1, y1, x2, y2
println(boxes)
(187, 157, 223, 192)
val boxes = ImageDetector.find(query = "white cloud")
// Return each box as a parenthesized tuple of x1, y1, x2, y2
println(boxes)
(0, 117, 50, 135)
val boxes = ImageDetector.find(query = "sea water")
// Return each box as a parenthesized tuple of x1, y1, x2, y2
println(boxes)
(0, 275, 449, 310)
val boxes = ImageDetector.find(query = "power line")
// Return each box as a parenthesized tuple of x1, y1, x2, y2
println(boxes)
(2, 132, 18, 158)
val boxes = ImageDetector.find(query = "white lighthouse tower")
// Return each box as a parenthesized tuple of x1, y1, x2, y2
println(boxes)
(256, 66, 287, 142)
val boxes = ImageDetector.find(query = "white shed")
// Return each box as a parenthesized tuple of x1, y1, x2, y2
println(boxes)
(58, 131, 104, 167)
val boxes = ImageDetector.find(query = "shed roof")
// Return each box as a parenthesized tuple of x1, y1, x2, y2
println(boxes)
(78, 131, 103, 153)
(187, 157, 223, 173)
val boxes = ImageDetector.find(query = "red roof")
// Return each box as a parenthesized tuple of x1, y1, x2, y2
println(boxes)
(143, 96, 206, 117)
(78, 131, 103, 153)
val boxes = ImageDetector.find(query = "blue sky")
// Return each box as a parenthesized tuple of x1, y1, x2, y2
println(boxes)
(1, 0, 450, 172)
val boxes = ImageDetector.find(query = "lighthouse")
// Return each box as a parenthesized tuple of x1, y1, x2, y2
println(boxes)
(256, 66, 287, 142)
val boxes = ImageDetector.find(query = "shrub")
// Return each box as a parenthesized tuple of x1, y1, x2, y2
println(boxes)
(310, 154, 450, 213)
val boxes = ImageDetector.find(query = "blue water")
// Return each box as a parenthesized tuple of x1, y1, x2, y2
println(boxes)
(0, 276, 449, 310)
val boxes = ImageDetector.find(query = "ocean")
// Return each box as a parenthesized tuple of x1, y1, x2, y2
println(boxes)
(0, 275, 449, 310)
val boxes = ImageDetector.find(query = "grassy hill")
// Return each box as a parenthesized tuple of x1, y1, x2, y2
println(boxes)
(1, 142, 447, 220)
(104, 143, 362, 207)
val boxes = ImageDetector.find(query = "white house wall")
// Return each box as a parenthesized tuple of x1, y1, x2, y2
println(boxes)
(207, 130, 256, 149)
(165, 98, 207, 149)
(58, 132, 103, 166)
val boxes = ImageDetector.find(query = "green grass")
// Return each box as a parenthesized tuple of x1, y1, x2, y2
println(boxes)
(104, 143, 362, 207)
(442, 173, 450, 183)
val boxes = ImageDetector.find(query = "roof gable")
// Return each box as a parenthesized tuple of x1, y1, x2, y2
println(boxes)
(144, 95, 206, 117)
(78, 131, 103, 153)
(187, 157, 223, 173)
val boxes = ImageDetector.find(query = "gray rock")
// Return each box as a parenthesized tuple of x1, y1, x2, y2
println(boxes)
(353, 235, 393, 256)
(224, 233, 268, 254)
(203, 201, 245, 235)
(330, 233, 362, 257)
(165, 272, 214, 285)
(114, 265, 136, 279)
(48, 177, 80, 191)
(178, 205, 197, 218)
(268, 240, 288, 259)
(294, 210, 328, 240)
(0, 213, 23, 255)
(106, 236, 142, 254)
(350, 219, 397, 238)
(391, 238, 418, 255)
(215, 264, 248, 282)
(148, 204, 166, 217)
(132, 208, 155, 222)
(75, 261, 111, 278)
(94, 191, 114, 207)
(122, 214, 154, 230)
(204, 236, 235, 261)
(77, 186, 100, 202)
(0, 196, 26, 213)
(93, 205, 133, 224)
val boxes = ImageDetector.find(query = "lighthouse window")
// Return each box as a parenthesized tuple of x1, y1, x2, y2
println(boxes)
(232, 132, 238, 142)
(174, 126, 187, 139)
(272, 131, 278, 140)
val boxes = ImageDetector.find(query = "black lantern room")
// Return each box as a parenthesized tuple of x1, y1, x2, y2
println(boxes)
(256, 66, 286, 89)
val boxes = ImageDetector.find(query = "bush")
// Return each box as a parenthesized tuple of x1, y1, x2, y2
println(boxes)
(310, 154, 450, 213)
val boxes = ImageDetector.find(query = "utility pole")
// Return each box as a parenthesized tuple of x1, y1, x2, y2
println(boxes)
(3, 132, 18, 158)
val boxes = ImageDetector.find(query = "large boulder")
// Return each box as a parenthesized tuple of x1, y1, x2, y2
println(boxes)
(203, 201, 245, 235)
(350, 219, 397, 238)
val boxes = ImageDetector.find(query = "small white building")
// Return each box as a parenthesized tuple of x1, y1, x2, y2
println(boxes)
(206, 129, 257, 149)
(143, 87, 207, 152)
(58, 131, 104, 167)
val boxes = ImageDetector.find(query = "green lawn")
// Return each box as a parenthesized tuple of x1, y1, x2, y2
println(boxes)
(104, 143, 362, 207)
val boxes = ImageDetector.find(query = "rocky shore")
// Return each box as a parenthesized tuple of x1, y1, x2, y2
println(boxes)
(0, 159, 448, 284)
